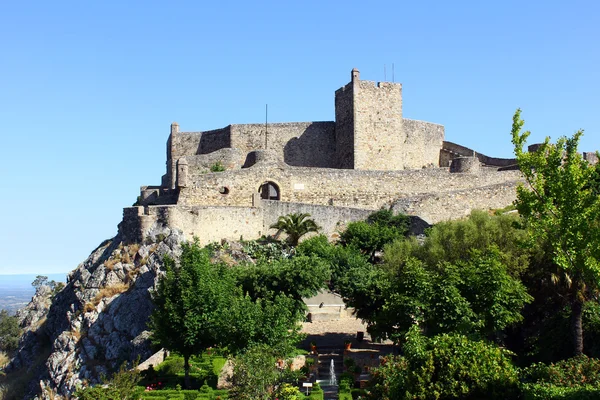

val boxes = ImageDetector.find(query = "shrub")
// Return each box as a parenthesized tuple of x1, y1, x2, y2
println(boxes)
(369, 326, 520, 400)
(210, 162, 225, 172)
(521, 356, 600, 399)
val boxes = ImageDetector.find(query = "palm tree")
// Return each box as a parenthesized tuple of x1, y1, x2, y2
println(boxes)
(269, 213, 320, 246)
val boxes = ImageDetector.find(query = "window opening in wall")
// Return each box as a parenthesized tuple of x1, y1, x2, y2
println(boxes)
(219, 186, 230, 195)
(259, 181, 280, 200)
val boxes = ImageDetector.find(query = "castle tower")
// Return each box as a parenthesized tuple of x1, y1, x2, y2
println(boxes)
(334, 68, 404, 170)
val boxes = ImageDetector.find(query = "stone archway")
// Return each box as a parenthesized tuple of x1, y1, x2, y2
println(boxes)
(258, 181, 280, 200)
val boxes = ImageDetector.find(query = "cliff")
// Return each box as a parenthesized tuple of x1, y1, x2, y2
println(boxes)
(7, 225, 185, 399)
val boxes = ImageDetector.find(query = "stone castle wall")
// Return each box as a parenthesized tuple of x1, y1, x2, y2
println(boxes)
(402, 119, 445, 168)
(230, 122, 337, 167)
(391, 181, 520, 224)
(120, 177, 519, 245)
(177, 164, 522, 211)
(440, 141, 517, 168)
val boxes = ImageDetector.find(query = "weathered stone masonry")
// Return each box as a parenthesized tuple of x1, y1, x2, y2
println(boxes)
(121, 69, 535, 244)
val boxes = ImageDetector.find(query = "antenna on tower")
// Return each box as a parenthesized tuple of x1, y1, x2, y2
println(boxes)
(384, 64, 387, 81)
(265, 104, 268, 149)
(392, 63, 395, 82)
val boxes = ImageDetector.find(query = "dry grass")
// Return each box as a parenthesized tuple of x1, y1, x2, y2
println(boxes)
(128, 243, 140, 257)
(71, 330, 81, 341)
(104, 256, 119, 271)
(126, 269, 138, 284)
(0, 351, 9, 368)
(83, 302, 95, 313)
(92, 283, 129, 305)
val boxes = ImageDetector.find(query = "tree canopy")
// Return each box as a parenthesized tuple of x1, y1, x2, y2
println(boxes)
(511, 109, 600, 355)
(269, 213, 320, 246)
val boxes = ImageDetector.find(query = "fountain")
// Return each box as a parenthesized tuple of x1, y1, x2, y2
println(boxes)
(328, 358, 337, 386)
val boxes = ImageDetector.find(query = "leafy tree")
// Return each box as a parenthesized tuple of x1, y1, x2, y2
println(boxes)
(338, 250, 531, 342)
(340, 209, 409, 261)
(228, 344, 296, 400)
(232, 255, 330, 316)
(225, 293, 303, 356)
(297, 234, 371, 289)
(150, 242, 236, 388)
(511, 109, 600, 356)
(31, 275, 48, 293)
(413, 210, 531, 277)
(0, 310, 20, 352)
(369, 326, 520, 400)
(269, 213, 320, 246)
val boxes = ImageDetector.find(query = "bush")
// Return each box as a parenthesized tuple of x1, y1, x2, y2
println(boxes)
(521, 384, 600, 400)
(521, 356, 600, 399)
(210, 162, 225, 172)
(368, 327, 520, 400)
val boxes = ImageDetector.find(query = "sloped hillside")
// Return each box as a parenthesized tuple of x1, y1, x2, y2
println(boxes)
(7, 226, 184, 399)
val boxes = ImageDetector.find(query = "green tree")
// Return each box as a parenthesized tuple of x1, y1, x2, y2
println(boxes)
(369, 326, 520, 400)
(511, 109, 600, 356)
(269, 213, 320, 246)
(0, 310, 20, 352)
(31, 275, 48, 293)
(149, 241, 236, 388)
(356, 251, 531, 342)
(233, 255, 330, 316)
(228, 344, 296, 400)
(225, 293, 303, 356)
(340, 209, 409, 262)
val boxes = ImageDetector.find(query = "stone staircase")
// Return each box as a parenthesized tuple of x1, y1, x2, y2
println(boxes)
(315, 348, 344, 400)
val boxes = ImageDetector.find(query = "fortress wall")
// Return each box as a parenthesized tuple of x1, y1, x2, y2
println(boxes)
(334, 83, 355, 169)
(182, 148, 246, 174)
(197, 127, 232, 154)
(230, 122, 337, 167)
(126, 205, 265, 245)
(178, 165, 522, 211)
(122, 181, 517, 245)
(261, 201, 373, 241)
(402, 119, 445, 167)
(441, 141, 517, 168)
(353, 80, 405, 170)
(391, 181, 520, 224)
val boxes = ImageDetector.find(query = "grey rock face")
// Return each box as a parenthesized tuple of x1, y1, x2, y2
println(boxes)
(8, 224, 185, 399)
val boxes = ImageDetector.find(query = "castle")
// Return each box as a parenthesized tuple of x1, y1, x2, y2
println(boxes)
(119, 69, 525, 244)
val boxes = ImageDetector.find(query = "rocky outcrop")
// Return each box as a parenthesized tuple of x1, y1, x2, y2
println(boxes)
(8, 225, 185, 399)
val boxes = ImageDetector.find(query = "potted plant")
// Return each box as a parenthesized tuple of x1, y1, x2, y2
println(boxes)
(310, 341, 317, 354)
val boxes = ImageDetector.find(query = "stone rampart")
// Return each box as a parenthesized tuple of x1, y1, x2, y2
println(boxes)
(261, 201, 373, 241)
(121, 178, 518, 245)
(178, 163, 522, 211)
(402, 119, 445, 168)
(181, 148, 245, 174)
(441, 141, 517, 168)
(391, 181, 520, 224)
(230, 122, 337, 167)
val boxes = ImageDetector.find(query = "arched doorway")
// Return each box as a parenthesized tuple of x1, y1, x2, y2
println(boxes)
(259, 181, 280, 200)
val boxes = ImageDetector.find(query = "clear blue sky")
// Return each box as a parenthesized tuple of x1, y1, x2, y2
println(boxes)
(1, 0, 598, 275)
